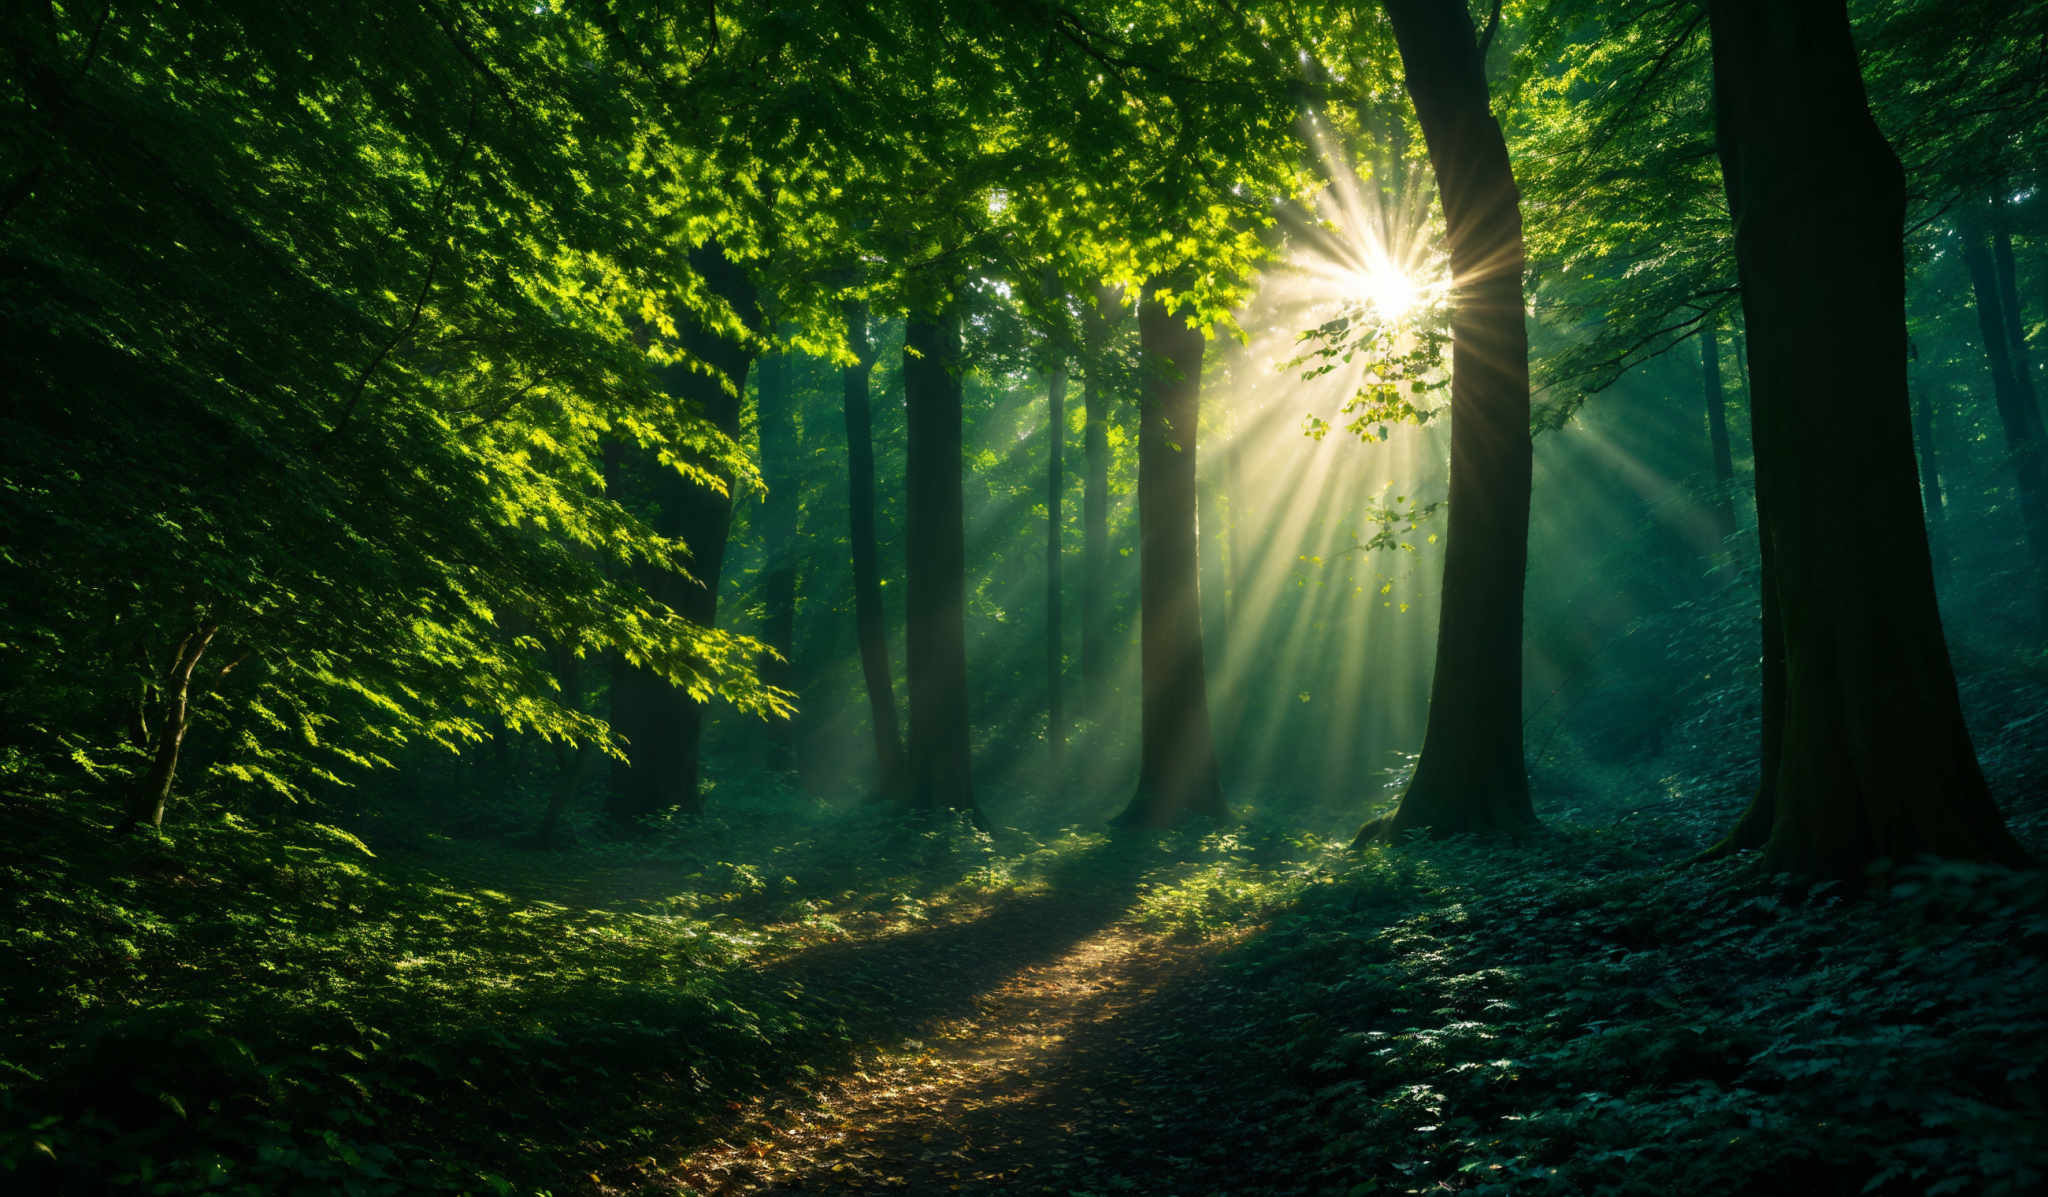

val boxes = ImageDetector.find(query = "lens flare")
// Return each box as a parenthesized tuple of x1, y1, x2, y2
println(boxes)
(1349, 262, 1422, 319)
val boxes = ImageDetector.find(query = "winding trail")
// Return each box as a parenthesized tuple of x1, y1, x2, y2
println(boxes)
(667, 901, 1260, 1196)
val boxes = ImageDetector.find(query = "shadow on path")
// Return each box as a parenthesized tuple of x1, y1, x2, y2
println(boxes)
(569, 838, 1167, 1192)
(662, 849, 1325, 1195)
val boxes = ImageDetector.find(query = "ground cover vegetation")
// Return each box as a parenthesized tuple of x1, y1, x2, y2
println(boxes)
(3, 0, 2044, 1193)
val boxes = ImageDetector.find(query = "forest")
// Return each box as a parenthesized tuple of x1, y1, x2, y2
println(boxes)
(2, 0, 2045, 1193)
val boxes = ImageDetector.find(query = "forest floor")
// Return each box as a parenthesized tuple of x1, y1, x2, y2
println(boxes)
(3, 655, 2047, 1197)
(668, 888, 1245, 1195)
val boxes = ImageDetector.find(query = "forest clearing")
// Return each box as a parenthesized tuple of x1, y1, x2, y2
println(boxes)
(3, 1, 2045, 1194)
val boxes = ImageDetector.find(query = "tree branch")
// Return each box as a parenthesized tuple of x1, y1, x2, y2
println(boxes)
(1479, 0, 1504, 58)
(325, 93, 479, 442)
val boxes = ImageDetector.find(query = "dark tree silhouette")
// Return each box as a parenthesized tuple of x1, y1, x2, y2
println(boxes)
(1700, 0, 2028, 877)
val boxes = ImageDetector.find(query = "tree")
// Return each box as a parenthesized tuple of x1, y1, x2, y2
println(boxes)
(1079, 286, 1122, 699)
(755, 338, 804, 776)
(1700, 320, 1739, 544)
(1957, 211, 2048, 628)
(1356, 0, 1535, 843)
(840, 300, 907, 798)
(1007, 0, 1303, 826)
(0, 1, 785, 832)
(1515, 1, 1732, 410)
(1699, 0, 2028, 877)
(1987, 193, 2040, 407)
(1045, 344, 1071, 783)
(1114, 283, 1227, 827)
(903, 304, 983, 825)
(115, 625, 235, 833)
(608, 243, 763, 825)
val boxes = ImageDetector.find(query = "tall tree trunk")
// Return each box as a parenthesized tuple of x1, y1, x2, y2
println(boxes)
(1357, 0, 1534, 845)
(1080, 286, 1116, 699)
(1704, 0, 2026, 878)
(756, 341, 802, 776)
(116, 624, 220, 834)
(1990, 191, 2040, 411)
(604, 438, 659, 821)
(1701, 320, 1739, 543)
(1046, 358, 1068, 785)
(902, 306, 981, 824)
(1222, 419, 1243, 633)
(1114, 281, 1225, 828)
(1959, 216, 2048, 628)
(606, 241, 759, 826)
(842, 301, 906, 800)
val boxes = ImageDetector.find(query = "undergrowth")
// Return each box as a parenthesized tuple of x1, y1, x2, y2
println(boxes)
(3, 749, 2042, 1194)
(0, 792, 1105, 1194)
(0, 788, 1306, 1194)
(1185, 827, 2048, 1197)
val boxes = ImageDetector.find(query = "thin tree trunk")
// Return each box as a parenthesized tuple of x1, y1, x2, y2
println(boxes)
(842, 301, 906, 800)
(1114, 281, 1225, 828)
(1701, 320, 1738, 543)
(1912, 354, 1947, 582)
(1990, 191, 2040, 413)
(1703, 0, 2027, 878)
(1959, 216, 2048, 628)
(1080, 286, 1116, 699)
(756, 341, 801, 776)
(1357, 0, 1534, 845)
(903, 306, 981, 825)
(1222, 419, 1242, 632)
(117, 624, 219, 834)
(1046, 358, 1068, 785)
(607, 241, 758, 826)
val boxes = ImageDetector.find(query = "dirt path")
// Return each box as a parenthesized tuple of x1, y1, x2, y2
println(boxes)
(670, 911, 1254, 1196)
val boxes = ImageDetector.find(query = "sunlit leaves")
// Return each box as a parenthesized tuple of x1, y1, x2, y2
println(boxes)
(1292, 298, 1452, 444)
(0, 0, 791, 814)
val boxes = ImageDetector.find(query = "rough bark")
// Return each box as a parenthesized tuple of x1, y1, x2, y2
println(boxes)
(1703, 0, 2027, 878)
(1080, 286, 1116, 697)
(1113, 282, 1225, 829)
(903, 306, 981, 824)
(1701, 320, 1739, 544)
(756, 342, 801, 775)
(606, 241, 759, 826)
(842, 301, 906, 799)
(1357, 0, 1534, 846)
(1046, 358, 1068, 784)
(1960, 215, 2048, 626)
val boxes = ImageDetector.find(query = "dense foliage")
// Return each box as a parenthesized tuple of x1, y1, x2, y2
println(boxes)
(4, 0, 2044, 1191)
